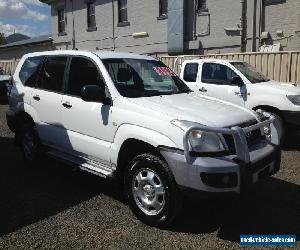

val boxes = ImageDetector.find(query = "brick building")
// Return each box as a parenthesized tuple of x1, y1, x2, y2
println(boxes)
(40, 0, 300, 55)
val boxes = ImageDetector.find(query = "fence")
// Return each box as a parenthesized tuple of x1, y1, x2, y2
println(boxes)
(0, 60, 19, 75)
(1, 51, 300, 84)
(158, 51, 300, 84)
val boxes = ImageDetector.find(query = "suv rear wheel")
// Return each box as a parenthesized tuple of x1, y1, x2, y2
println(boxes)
(125, 153, 182, 227)
(21, 124, 42, 167)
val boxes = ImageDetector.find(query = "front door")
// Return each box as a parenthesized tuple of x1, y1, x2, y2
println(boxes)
(198, 62, 246, 106)
(60, 56, 114, 163)
(181, 62, 200, 92)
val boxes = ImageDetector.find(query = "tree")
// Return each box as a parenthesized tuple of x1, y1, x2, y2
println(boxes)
(0, 33, 7, 45)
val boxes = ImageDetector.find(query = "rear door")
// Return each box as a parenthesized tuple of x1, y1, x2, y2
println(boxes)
(17, 56, 44, 106)
(31, 55, 68, 147)
(198, 62, 246, 106)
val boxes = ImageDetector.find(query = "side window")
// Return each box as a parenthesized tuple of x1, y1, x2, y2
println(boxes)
(19, 56, 44, 87)
(202, 63, 238, 85)
(38, 56, 67, 92)
(67, 57, 105, 97)
(183, 63, 199, 82)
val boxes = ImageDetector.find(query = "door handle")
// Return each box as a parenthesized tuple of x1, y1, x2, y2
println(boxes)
(33, 95, 40, 101)
(62, 101, 72, 109)
(199, 87, 207, 92)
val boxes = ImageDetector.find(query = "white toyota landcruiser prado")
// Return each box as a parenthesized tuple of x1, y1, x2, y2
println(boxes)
(6, 50, 281, 226)
(180, 59, 300, 142)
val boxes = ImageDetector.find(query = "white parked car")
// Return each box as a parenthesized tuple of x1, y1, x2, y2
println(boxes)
(7, 50, 280, 226)
(180, 59, 300, 141)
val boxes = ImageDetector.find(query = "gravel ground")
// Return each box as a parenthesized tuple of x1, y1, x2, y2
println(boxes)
(0, 104, 299, 249)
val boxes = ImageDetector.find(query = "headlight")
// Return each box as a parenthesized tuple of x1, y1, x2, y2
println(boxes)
(263, 124, 271, 140)
(188, 130, 226, 153)
(287, 95, 300, 105)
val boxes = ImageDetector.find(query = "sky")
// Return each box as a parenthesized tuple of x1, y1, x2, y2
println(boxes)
(0, 0, 51, 38)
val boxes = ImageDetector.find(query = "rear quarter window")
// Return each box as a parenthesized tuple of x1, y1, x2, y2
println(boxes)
(19, 56, 44, 87)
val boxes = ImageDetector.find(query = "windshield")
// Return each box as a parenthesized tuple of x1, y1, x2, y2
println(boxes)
(102, 58, 191, 98)
(231, 62, 270, 83)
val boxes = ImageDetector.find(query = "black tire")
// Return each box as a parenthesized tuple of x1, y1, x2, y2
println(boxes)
(125, 153, 182, 227)
(20, 123, 42, 167)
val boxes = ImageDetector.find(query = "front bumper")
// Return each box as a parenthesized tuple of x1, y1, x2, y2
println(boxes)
(282, 110, 300, 126)
(160, 143, 281, 194)
(160, 114, 281, 194)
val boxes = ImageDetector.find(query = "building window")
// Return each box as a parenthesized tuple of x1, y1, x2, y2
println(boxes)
(117, 0, 130, 26)
(197, 0, 208, 13)
(57, 8, 66, 35)
(158, 0, 168, 19)
(87, 1, 97, 31)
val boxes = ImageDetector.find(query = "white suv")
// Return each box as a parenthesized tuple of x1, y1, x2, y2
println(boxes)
(7, 50, 280, 226)
(180, 59, 300, 141)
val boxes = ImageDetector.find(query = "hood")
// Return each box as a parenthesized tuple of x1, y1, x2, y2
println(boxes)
(256, 80, 300, 95)
(128, 93, 256, 127)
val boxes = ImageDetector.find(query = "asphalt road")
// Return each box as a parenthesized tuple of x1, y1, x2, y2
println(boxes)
(0, 104, 299, 249)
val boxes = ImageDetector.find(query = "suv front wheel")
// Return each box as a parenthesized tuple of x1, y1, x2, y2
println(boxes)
(126, 153, 182, 227)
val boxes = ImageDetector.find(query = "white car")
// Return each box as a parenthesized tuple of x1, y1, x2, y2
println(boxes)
(6, 50, 280, 226)
(180, 59, 300, 141)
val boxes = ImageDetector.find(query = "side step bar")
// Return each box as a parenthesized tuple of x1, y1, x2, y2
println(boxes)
(46, 149, 115, 178)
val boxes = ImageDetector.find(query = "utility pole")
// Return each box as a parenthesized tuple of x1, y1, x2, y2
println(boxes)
(71, 0, 76, 50)
(240, 0, 247, 52)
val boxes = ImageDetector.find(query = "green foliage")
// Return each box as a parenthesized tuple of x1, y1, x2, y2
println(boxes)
(0, 33, 7, 45)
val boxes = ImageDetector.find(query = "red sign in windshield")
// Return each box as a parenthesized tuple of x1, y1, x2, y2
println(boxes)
(153, 67, 177, 76)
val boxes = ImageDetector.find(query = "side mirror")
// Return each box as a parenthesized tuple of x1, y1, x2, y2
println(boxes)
(231, 76, 244, 87)
(81, 85, 111, 105)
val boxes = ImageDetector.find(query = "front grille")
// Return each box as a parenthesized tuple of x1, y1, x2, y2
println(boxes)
(223, 120, 265, 152)
(223, 134, 235, 153)
(245, 129, 265, 147)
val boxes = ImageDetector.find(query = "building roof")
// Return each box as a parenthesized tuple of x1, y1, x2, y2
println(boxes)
(0, 35, 52, 49)
(39, 0, 54, 4)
